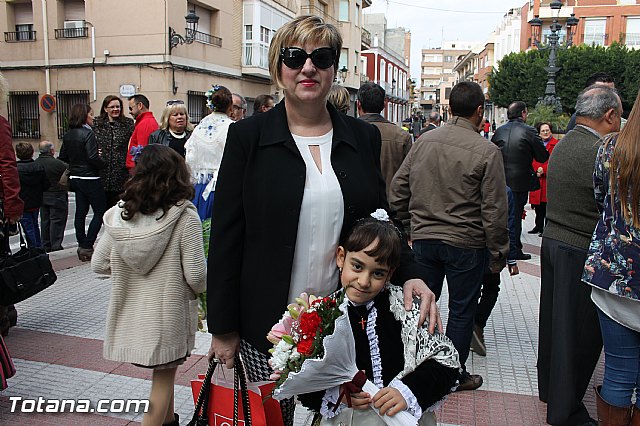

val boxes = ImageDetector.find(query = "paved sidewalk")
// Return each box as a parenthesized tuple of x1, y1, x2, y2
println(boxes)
(0, 208, 603, 425)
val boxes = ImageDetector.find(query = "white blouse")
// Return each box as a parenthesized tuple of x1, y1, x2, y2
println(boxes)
(288, 130, 344, 303)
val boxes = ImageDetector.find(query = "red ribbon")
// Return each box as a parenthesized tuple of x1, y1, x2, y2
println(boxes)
(333, 370, 367, 412)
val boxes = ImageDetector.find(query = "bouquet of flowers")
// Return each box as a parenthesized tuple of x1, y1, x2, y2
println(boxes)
(267, 291, 417, 426)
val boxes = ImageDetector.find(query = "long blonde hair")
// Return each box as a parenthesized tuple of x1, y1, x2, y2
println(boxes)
(609, 88, 640, 227)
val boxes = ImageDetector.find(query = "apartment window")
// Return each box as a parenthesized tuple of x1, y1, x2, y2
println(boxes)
(5, 2, 36, 42)
(245, 25, 252, 40)
(626, 17, 640, 47)
(339, 48, 348, 73)
(260, 26, 270, 43)
(444, 56, 454, 62)
(380, 59, 386, 82)
(424, 54, 442, 62)
(190, 4, 222, 47)
(56, 90, 90, 139)
(187, 90, 208, 124)
(243, 4, 287, 68)
(7, 92, 40, 139)
(445, 87, 452, 100)
(620, 0, 635, 4)
(584, 18, 606, 46)
(339, 0, 349, 22)
(355, 4, 360, 27)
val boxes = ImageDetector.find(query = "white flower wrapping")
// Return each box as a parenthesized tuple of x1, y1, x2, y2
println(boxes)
(272, 296, 417, 426)
(370, 209, 390, 222)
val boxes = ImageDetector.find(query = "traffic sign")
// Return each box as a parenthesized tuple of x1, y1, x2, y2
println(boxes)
(40, 94, 56, 112)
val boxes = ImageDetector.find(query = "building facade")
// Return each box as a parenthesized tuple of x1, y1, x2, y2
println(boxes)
(1, 0, 370, 145)
(361, 13, 411, 124)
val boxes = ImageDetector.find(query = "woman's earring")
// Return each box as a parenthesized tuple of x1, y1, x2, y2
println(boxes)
(339, 267, 342, 273)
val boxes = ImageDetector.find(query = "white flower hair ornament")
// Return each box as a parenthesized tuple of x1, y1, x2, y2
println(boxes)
(370, 209, 390, 222)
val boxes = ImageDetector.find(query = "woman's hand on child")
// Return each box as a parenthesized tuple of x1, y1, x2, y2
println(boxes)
(347, 389, 372, 410)
(372, 387, 407, 416)
(402, 279, 443, 333)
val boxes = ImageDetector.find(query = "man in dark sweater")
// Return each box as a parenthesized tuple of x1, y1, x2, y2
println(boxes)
(35, 141, 68, 251)
(538, 85, 622, 426)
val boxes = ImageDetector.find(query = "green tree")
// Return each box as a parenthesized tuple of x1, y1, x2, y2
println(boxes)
(489, 43, 640, 114)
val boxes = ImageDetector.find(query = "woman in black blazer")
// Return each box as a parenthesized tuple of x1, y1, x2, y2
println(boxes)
(206, 15, 439, 425)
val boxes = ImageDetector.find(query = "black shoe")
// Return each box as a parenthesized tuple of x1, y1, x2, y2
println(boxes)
(515, 252, 532, 260)
(527, 228, 541, 234)
(456, 372, 483, 392)
(538, 233, 543, 237)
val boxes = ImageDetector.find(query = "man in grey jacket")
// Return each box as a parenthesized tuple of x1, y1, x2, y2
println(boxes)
(357, 82, 412, 199)
(538, 85, 622, 426)
(34, 141, 68, 252)
(390, 81, 509, 392)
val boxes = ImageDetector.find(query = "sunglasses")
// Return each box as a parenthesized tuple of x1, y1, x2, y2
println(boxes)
(280, 47, 336, 70)
(166, 99, 185, 106)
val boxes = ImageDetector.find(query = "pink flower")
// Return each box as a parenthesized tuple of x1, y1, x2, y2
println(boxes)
(267, 313, 295, 345)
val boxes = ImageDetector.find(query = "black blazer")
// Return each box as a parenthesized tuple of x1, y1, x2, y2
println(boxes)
(207, 101, 423, 353)
(59, 126, 105, 177)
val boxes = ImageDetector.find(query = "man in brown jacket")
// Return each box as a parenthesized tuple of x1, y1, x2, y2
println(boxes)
(357, 82, 412, 199)
(390, 81, 509, 392)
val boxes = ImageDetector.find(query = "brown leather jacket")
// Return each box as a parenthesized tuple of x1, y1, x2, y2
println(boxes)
(390, 116, 509, 272)
(359, 113, 412, 199)
(0, 116, 24, 219)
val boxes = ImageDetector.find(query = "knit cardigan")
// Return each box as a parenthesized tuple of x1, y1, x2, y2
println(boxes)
(92, 202, 206, 366)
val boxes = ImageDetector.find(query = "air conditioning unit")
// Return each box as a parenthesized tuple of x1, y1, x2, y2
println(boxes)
(63, 20, 85, 37)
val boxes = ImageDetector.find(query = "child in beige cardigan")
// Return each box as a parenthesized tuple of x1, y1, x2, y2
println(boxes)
(92, 145, 206, 426)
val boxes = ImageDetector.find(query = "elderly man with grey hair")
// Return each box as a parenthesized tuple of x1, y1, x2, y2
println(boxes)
(537, 84, 622, 426)
(419, 111, 441, 136)
(230, 93, 247, 121)
(34, 141, 68, 252)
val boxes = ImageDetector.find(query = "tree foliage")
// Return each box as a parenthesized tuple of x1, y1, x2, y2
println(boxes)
(488, 42, 640, 114)
(526, 105, 571, 133)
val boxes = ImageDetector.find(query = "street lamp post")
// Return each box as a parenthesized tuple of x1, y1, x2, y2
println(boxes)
(529, 1, 579, 113)
(169, 8, 200, 54)
(338, 66, 348, 85)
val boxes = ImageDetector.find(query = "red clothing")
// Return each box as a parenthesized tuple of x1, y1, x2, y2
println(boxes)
(483, 121, 491, 133)
(0, 116, 24, 218)
(125, 111, 158, 170)
(529, 137, 558, 205)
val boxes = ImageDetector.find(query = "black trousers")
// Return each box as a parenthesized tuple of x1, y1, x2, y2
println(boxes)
(474, 272, 501, 329)
(533, 202, 547, 232)
(512, 191, 529, 252)
(70, 179, 107, 249)
(538, 237, 602, 425)
(40, 192, 68, 251)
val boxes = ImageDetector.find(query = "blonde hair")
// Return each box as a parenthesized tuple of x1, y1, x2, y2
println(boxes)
(609, 88, 640, 227)
(327, 84, 350, 114)
(268, 15, 342, 88)
(0, 72, 8, 105)
(159, 103, 194, 132)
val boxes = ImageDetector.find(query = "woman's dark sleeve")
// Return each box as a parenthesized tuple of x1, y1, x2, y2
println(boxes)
(297, 390, 324, 412)
(366, 124, 421, 285)
(85, 131, 105, 169)
(207, 124, 247, 335)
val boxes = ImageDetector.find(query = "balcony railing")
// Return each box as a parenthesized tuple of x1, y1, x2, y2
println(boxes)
(242, 42, 269, 68)
(4, 31, 36, 42)
(623, 33, 640, 46)
(54, 27, 88, 39)
(582, 34, 607, 46)
(361, 28, 371, 46)
(193, 29, 222, 47)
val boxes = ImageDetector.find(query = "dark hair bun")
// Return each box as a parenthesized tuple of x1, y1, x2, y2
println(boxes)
(206, 85, 232, 113)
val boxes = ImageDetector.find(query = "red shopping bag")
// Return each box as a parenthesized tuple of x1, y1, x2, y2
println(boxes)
(189, 356, 284, 426)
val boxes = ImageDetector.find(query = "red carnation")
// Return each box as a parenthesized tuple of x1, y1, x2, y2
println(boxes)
(299, 311, 322, 337)
(296, 337, 314, 355)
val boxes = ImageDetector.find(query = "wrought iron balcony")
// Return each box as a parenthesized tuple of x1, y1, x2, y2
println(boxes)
(193, 30, 222, 47)
(54, 27, 88, 39)
(4, 31, 36, 42)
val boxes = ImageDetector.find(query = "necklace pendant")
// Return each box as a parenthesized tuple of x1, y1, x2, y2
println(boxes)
(359, 318, 367, 330)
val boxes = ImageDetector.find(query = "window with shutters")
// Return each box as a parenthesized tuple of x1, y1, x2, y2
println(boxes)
(7, 92, 40, 139)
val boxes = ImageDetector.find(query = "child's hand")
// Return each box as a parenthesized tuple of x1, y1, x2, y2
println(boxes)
(372, 387, 407, 416)
(509, 264, 519, 276)
(345, 389, 371, 410)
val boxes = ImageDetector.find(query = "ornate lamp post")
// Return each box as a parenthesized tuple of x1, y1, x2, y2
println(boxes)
(169, 8, 200, 54)
(529, 1, 579, 113)
(338, 65, 348, 84)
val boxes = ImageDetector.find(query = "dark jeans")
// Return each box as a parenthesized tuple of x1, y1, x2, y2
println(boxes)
(533, 202, 547, 232)
(40, 192, 68, 251)
(474, 272, 501, 329)
(412, 240, 487, 372)
(512, 191, 529, 252)
(70, 179, 106, 249)
(538, 237, 602, 425)
(20, 209, 42, 248)
(597, 308, 640, 409)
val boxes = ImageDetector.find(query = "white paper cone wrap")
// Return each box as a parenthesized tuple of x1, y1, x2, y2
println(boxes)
(272, 297, 417, 425)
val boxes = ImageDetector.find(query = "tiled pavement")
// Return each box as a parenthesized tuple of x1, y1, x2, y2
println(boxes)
(0, 208, 604, 425)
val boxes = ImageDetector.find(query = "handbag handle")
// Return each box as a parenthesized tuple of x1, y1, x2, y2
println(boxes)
(188, 354, 253, 426)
